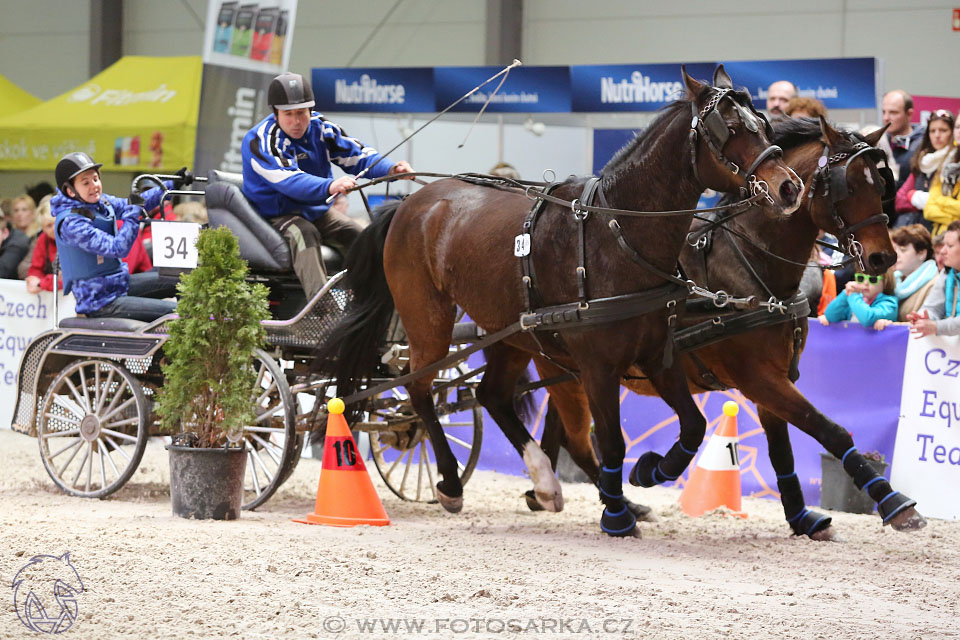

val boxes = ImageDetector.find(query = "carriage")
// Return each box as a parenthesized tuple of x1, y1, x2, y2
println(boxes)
(10, 170, 484, 511)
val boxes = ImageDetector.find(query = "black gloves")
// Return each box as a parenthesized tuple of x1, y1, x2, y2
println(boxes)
(174, 166, 194, 186)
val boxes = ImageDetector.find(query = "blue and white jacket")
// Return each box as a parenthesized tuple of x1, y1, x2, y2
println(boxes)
(241, 112, 395, 221)
(52, 185, 167, 314)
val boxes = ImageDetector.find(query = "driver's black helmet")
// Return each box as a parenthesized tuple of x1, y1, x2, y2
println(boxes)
(55, 152, 103, 192)
(268, 73, 315, 111)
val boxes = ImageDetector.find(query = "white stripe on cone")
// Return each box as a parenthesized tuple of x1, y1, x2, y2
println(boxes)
(694, 434, 740, 471)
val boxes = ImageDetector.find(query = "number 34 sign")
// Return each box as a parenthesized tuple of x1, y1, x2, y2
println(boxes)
(150, 221, 202, 269)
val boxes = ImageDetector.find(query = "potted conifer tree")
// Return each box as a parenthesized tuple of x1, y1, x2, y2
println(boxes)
(155, 226, 269, 520)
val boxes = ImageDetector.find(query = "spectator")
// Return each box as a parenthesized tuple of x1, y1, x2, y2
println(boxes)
(923, 121, 960, 235)
(765, 80, 797, 117)
(818, 269, 897, 330)
(894, 110, 954, 229)
(25, 181, 55, 209)
(908, 220, 960, 337)
(881, 90, 924, 190)
(24, 197, 59, 293)
(933, 233, 947, 271)
(875, 225, 938, 328)
(785, 97, 827, 119)
(173, 201, 208, 225)
(11, 194, 38, 238)
(0, 205, 30, 279)
(18, 194, 52, 279)
(0, 198, 11, 219)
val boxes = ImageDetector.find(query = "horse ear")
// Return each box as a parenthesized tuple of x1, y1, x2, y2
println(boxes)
(819, 115, 846, 148)
(712, 64, 733, 89)
(681, 66, 705, 100)
(862, 123, 890, 147)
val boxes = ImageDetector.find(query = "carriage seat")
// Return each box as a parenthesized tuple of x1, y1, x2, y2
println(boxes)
(205, 171, 343, 274)
(58, 317, 148, 332)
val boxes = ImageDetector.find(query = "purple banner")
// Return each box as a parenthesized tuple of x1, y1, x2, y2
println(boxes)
(474, 323, 909, 507)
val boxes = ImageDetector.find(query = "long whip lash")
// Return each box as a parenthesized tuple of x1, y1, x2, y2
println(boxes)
(326, 59, 523, 203)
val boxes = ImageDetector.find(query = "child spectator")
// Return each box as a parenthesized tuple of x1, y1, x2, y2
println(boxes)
(909, 220, 960, 337)
(24, 196, 57, 292)
(895, 110, 954, 229)
(818, 269, 897, 329)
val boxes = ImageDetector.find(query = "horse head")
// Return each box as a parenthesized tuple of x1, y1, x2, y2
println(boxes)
(682, 65, 803, 217)
(807, 117, 897, 275)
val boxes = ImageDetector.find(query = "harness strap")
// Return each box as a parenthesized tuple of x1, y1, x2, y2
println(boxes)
(608, 219, 691, 289)
(575, 178, 602, 307)
(674, 292, 810, 354)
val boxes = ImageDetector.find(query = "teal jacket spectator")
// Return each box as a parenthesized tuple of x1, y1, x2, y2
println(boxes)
(823, 290, 898, 328)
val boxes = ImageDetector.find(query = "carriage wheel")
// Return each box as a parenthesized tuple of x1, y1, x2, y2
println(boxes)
(38, 359, 148, 499)
(242, 349, 296, 510)
(368, 364, 483, 503)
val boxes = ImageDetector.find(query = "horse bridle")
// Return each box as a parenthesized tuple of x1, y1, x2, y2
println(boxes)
(688, 89, 782, 205)
(806, 141, 893, 271)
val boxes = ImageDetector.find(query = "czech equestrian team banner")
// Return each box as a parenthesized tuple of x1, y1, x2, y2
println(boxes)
(891, 335, 960, 520)
(311, 58, 879, 114)
(195, 0, 299, 174)
(0, 280, 74, 431)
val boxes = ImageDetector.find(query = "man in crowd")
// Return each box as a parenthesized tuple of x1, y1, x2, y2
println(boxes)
(0, 207, 29, 279)
(765, 80, 798, 118)
(881, 89, 923, 189)
(242, 72, 413, 300)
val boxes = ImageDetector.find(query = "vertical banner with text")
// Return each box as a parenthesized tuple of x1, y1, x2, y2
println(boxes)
(194, 0, 298, 174)
(891, 334, 960, 520)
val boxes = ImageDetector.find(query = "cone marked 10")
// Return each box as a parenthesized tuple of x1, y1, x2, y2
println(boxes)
(679, 401, 747, 518)
(293, 398, 390, 527)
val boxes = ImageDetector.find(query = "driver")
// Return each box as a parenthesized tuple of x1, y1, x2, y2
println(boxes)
(241, 72, 413, 299)
(51, 152, 177, 322)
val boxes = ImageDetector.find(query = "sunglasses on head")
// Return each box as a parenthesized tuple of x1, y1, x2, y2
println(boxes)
(933, 109, 954, 119)
(854, 273, 883, 284)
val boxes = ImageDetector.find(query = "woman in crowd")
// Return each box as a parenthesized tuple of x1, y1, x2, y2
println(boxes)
(909, 220, 960, 337)
(784, 96, 827, 119)
(24, 197, 59, 293)
(818, 268, 898, 330)
(894, 110, 954, 229)
(10, 194, 38, 239)
(874, 224, 938, 329)
(923, 115, 960, 235)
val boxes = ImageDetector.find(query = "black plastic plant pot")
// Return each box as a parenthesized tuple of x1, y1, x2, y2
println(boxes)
(819, 453, 889, 515)
(167, 443, 247, 520)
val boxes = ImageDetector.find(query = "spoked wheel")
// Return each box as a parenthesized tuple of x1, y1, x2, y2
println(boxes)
(38, 359, 148, 498)
(242, 349, 296, 510)
(368, 363, 482, 503)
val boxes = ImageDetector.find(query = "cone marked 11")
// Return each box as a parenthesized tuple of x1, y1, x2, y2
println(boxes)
(679, 401, 747, 518)
(294, 398, 390, 527)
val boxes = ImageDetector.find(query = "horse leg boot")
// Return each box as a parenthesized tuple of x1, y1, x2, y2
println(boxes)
(478, 344, 563, 512)
(759, 406, 835, 540)
(580, 367, 639, 538)
(629, 361, 707, 488)
(742, 377, 926, 531)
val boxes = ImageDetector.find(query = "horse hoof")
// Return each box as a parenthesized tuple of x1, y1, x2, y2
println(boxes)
(626, 499, 658, 523)
(890, 507, 927, 531)
(535, 489, 564, 513)
(809, 526, 840, 542)
(524, 490, 545, 512)
(436, 488, 463, 514)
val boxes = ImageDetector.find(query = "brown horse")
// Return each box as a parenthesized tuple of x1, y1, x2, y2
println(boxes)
(316, 66, 802, 537)
(529, 116, 928, 537)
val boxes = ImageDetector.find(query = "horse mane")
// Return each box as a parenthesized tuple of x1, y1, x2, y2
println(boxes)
(771, 117, 861, 155)
(600, 91, 702, 178)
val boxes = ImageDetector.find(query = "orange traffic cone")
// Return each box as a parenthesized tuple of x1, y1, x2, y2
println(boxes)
(294, 398, 390, 527)
(679, 401, 747, 518)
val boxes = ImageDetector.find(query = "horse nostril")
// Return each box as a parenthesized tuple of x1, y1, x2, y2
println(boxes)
(779, 180, 799, 206)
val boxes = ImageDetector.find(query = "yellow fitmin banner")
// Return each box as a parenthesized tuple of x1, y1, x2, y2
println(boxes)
(0, 56, 202, 172)
(0, 74, 41, 119)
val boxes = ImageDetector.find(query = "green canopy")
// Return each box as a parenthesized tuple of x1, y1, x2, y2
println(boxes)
(0, 74, 40, 119)
(0, 56, 202, 172)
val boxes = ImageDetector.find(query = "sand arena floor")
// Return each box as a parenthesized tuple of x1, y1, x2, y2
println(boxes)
(1, 429, 957, 639)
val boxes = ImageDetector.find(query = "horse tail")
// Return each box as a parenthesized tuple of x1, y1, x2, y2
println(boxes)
(313, 200, 401, 422)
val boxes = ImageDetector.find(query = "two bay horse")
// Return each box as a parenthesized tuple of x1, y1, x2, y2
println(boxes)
(529, 116, 927, 537)
(316, 66, 802, 537)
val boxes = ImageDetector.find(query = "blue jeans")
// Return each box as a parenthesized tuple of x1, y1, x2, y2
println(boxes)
(87, 271, 178, 322)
